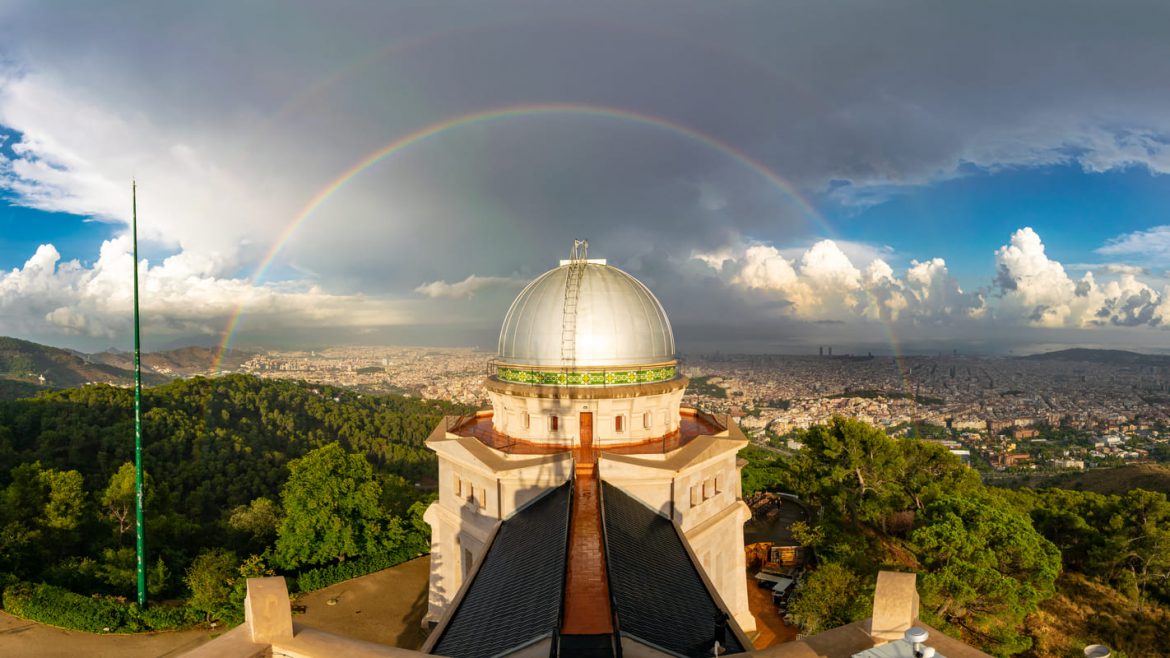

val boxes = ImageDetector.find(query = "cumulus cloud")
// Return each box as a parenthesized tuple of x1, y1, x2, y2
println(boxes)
(707, 239, 983, 324)
(414, 274, 525, 299)
(0, 239, 410, 343)
(702, 228, 1169, 332)
(993, 227, 1167, 328)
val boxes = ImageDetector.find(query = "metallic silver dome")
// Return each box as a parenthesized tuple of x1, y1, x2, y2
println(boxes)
(497, 261, 675, 368)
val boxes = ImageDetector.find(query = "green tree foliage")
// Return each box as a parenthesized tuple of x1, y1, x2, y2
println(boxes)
(185, 549, 237, 622)
(737, 445, 787, 495)
(41, 468, 86, 531)
(786, 417, 911, 529)
(0, 462, 88, 576)
(0, 375, 459, 630)
(273, 442, 400, 569)
(1004, 486, 1170, 607)
(912, 495, 1060, 655)
(786, 562, 870, 635)
(768, 417, 1075, 654)
(101, 462, 147, 537)
(227, 497, 280, 554)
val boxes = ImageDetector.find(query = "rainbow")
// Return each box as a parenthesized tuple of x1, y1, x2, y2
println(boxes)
(211, 102, 831, 372)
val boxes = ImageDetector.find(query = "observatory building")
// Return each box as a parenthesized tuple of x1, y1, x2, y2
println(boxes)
(185, 243, 994, 658)
(421, 242, 755, 656)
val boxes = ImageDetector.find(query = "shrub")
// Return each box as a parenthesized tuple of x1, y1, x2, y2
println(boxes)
(2, 581, 126, 632)
(1, 580, 197, 632)
(294, 545, 420, 593)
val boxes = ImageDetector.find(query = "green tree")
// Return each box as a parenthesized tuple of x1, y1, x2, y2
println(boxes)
(102, 462, 151, 537)
(273, 443, 391, 569)
(912, 494, 1061, 655)
(787, 416, 909, 530)
(185, 548, 237, 622)
(41, 468, 86, 531)
(227, 496, 280, 551)
(787, 561, 870, 635)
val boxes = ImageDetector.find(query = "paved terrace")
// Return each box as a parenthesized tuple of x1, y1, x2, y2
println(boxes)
(448, 407, 725, 455)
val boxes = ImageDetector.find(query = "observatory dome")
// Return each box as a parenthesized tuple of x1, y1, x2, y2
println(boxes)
(496, 259, 675, 370)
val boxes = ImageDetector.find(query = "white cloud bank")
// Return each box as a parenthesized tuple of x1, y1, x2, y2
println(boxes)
(698, 228, 1169, 330)
(0, 238, 408, 342)
(414, 274, 525, 299)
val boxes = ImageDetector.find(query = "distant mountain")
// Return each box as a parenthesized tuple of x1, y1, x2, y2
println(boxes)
(0, 337, 258, 396)
(0, 336, 166, 390)
(1021, 348, 1170, 366)
(87, 345, 256, 376)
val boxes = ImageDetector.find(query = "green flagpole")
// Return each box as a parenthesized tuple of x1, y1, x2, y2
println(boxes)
(132, 180, 146, 608)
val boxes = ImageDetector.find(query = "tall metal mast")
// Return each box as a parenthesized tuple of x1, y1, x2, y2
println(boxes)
(132, 181, 146, 607)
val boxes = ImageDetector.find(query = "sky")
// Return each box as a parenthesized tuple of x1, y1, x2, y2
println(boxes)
(2, 0, 1170, 356)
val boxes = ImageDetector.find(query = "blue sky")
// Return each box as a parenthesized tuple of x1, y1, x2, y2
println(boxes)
(1, 1, 1169, 354)
(829, 165, 1170, 284)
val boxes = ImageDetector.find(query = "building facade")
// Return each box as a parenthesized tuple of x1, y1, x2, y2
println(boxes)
(422, 245, 756, 654)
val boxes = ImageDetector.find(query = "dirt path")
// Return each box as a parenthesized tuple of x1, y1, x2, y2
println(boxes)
(0, 556, 432, 657)
(0, 613, 214, 658)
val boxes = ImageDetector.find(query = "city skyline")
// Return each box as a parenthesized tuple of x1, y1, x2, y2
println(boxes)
(2, 1, 1170, 356)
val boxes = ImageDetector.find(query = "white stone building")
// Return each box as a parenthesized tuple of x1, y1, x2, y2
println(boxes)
(422, 244, 756, 655)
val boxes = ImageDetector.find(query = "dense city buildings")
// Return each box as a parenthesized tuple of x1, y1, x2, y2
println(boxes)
(231, 347, 1169, 473)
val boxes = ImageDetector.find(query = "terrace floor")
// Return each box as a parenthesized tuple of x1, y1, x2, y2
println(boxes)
(449, 408, 723, 456)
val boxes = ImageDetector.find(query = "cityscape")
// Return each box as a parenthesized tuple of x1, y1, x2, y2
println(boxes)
(233, 345, 1170, 474)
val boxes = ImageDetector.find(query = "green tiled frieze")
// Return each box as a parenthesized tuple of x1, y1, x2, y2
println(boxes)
(495, 364, 677, 386)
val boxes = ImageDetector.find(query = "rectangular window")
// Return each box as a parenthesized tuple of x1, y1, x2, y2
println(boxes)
(466, 480, 475, 503)
(702, 478, 712, 500)
(478, 488, 487, 509)
(690, 484, 701, 507)
(615, 415, 624, 432)
(550, 415, 559, 432)
(523, 412, 530, 429)
(643, 411, 651, 429)
(453, 474, 462, 497)
(714, 474, 723, 494)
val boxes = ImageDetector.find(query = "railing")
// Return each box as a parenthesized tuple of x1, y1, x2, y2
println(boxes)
(443, 414, 518, 452)
(486, 359, 679, 388)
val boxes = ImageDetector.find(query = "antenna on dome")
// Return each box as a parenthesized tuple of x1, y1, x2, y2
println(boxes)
(570, 239, 588, 262)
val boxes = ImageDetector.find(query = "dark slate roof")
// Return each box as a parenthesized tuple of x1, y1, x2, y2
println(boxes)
(601, 482, 745, 657)
(432, 481, 572, 658)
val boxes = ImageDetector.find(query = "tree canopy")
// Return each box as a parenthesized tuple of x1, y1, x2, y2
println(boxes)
(273, 442, 402, 569)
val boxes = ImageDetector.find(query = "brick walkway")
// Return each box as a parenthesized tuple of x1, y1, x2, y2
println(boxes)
(560, 455, 614, 635)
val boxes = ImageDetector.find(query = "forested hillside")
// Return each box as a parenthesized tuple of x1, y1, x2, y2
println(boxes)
(740, 417, 1170, 658)
(0, 336, 169, 390)
(0, 375, 469, 631)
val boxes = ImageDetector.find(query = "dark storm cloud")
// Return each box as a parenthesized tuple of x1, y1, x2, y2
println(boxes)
(3, 0, 1170, 351)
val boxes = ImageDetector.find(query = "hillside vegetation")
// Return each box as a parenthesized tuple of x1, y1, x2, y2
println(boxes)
(1002, 463, 1170, 497)
(740, 417, 1170, 657)
(0, 336, 167, 390)
(0, 375, 468, 630)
